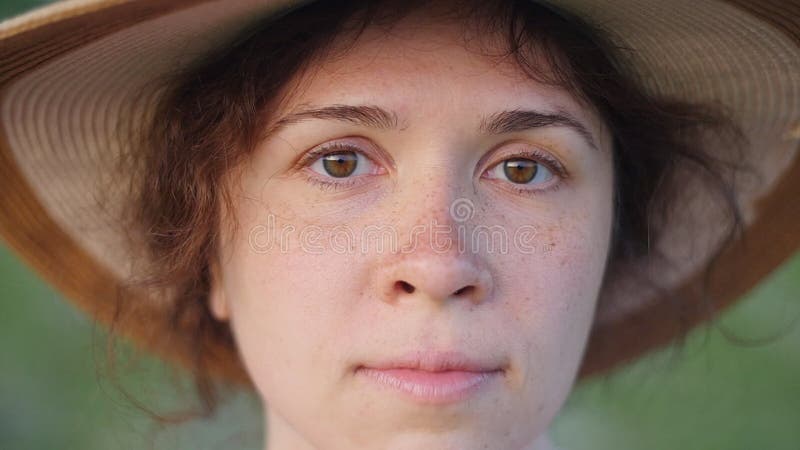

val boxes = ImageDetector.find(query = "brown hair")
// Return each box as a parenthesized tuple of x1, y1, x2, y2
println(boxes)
(107, 0, 749, 427)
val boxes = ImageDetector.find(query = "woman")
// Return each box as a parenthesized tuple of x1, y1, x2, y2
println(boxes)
(0, 0, 798, 448)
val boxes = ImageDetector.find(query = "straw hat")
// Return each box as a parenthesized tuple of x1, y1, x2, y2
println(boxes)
(1, 0, 798, 387)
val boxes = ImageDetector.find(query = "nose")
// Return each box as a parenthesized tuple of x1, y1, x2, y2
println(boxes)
(382, 253, 494, 306)
(373, 152, 494, 307)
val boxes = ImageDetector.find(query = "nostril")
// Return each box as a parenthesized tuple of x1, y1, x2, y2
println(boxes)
(453, 285, 475, 296)
(396, 280, 415, 294)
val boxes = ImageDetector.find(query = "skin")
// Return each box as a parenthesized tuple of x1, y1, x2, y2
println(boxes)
(209, 6, 614, 450)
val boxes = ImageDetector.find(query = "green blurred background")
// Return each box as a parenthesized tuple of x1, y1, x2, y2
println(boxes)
(1, 1, 799, 449)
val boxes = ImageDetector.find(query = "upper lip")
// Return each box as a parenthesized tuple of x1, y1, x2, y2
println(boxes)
(358, 350, 506, 373)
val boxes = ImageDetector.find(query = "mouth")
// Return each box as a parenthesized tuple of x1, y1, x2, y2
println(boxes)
(354, 350, 506, 405)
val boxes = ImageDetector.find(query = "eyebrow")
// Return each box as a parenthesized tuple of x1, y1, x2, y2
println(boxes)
(479, 108, 600, 152)
(267, 104, 601, 152)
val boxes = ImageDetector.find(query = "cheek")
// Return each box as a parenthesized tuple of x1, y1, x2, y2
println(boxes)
(497, 186, 611, 319)
(500, 227, 602, 356)
(497, 210, 610, 412)
(219, 209, 363, 404)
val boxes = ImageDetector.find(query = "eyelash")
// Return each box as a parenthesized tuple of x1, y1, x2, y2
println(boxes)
(489, 148, 567, 197)
(295, 141, 569, 196)
(294, 142, 373, 192)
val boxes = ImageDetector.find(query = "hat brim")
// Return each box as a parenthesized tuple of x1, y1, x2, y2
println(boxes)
(1, 0, 799, 386)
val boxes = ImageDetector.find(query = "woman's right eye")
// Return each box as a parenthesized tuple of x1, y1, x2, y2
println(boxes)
(309, 149, 375, 179)
(297, 142, 384, 192)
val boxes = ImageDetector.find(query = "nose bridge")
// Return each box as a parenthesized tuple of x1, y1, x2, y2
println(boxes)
(397, 162, 471, 255)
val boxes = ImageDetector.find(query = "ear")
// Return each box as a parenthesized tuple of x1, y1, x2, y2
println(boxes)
(208, 259, 230, 322)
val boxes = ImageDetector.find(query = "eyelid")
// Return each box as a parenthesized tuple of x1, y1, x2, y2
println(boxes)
(482, 142, 570, 180)
(292, 137, 384, 172)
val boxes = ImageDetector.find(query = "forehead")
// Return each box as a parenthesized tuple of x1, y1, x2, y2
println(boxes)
(274, 11, 610, 142)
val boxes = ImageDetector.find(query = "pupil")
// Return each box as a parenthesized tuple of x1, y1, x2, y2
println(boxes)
(322, 151, 357, 178)
(503, 159, 538, 184)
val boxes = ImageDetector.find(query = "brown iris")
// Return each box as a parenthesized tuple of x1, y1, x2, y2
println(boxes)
(322, 151, 358, 178)
(503, 158, 538, 184)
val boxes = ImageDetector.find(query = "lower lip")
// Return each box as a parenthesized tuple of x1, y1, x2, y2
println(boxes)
(355, 367, 502, 404)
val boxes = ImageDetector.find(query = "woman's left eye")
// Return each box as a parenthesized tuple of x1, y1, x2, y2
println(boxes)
(484, 157, 555, 187)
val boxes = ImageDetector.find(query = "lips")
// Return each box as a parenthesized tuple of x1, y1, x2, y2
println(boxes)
(354, 350, 506, 404)
(358, 349, 506, 372)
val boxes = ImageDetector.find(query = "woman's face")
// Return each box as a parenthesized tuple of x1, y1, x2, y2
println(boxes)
(210, 9, 614, 450)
